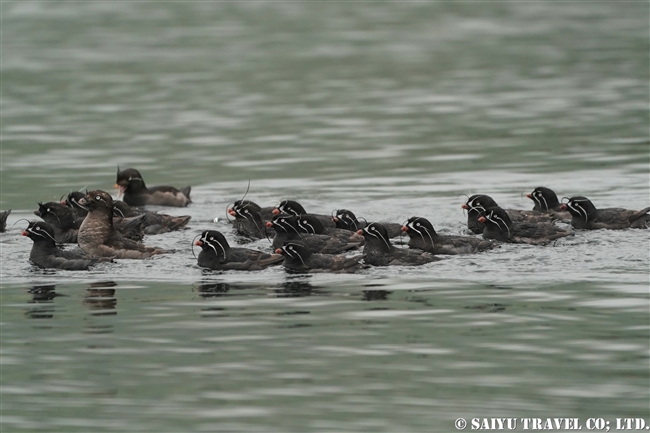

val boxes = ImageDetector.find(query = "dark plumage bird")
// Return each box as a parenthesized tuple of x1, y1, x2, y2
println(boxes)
(560, 196, 650, 230)
(358, 222, 441, 266)
(275, 242, 363, 274)
(333, 208, 402, 238)
(1, 209, 11, 233)
(115, 167, 191, 207)
(34, 202, 84, 243)
(273, 200, 335, 228)
(527, 187, 571, 219)
(195, 230, 283, 271)
(62, 191, 89, 218)
(478, 206, 573, 245)
(332, 209, 363, 232)
(22, 221, 112, 270)
(402, 216, 497, 255)
(38, 201, 145, 243)
(113, 200, 191, 235)
(294, 214, 365, 244)
(227, 200, 271, 239)
(268, 214, 362, 254)
(461, 194, 554, 234)
(77, 190, 168, 259)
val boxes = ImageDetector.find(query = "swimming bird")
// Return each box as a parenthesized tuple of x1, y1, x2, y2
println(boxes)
(358, 222, 441, 266)
(112, 200, 191, 235)
(560, 196, 650, 230)
(115, 167, 191, 207)
(478, 206, 572, 245)
(273, 200, 335, 228)
(37, 201, 145, 243)
(1, 209, 11, 233)
(268, 214, 362, 254)
(276, 242, 363, 273)
(227, 200, 270, 239)
(332, 208, 402, 238)
(526, 187, 571, 219)
(462, 194, 554, 234)
(22, 221, 112, 270)
(402, 216, 497, 255)
(294, 214, 365, 244)
(77, 190, 168, 259)
(195, 230, 282, 271)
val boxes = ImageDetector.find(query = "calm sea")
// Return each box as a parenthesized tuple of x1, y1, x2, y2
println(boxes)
(1, 2, 648, 432)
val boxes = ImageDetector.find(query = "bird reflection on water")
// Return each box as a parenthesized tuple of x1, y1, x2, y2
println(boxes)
(361, 289, 393, 301)
(193, 281, 230, 298)
(272, 279, 321, 298)
(83, 281, 117, 317)
(25, 284, 60, 320)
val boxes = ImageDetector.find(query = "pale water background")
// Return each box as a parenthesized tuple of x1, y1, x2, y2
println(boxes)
(1, 2, 649, 432)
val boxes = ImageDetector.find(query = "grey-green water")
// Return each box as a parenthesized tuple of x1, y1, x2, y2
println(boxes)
(1, 2, 649, 432)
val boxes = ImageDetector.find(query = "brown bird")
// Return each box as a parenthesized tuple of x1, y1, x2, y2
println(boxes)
(37, 200, 145, 243)
(77, 190, 168, 259)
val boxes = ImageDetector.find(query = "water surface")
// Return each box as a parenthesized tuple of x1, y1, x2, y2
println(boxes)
(1, 2, 649, 432)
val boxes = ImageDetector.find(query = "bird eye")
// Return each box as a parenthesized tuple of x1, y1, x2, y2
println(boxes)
(302, 220, 307, 224)
(415, 223, 420, 227)
(35, 227, 40, 231)
(95, 196, 101, 201)
(46, 208, 51, 212)
(210, 237, 214, 241)
(280, 219, 285, 223)
(344, 214, 349, 219)
(128, 177, 132, 181)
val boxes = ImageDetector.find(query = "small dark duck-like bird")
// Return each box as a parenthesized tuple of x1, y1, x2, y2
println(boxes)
(478, 206, 573, 245)
(462, 194, 554, 234)
(34, 201, 84, 243)
(402, 216, 497, 255)
(227, 200, 270, 239)
(195, 230, 283, 271)
(112, 200, 191, 235)
(276, 242, 363, 274)
(333, 208, 402, 238)
(526, 187, 571, 219)
(561, 196, 650, 230)
(115, 167, 191, 207)
(22, 221, 112, 270)
(39, 200, 145, 243)
(1, 209, 11, 233)
(294, 214, 365, 244)
(268, 214, 362, 254)
(273, 200, 335, 228)
(358, 222, 441, 267)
